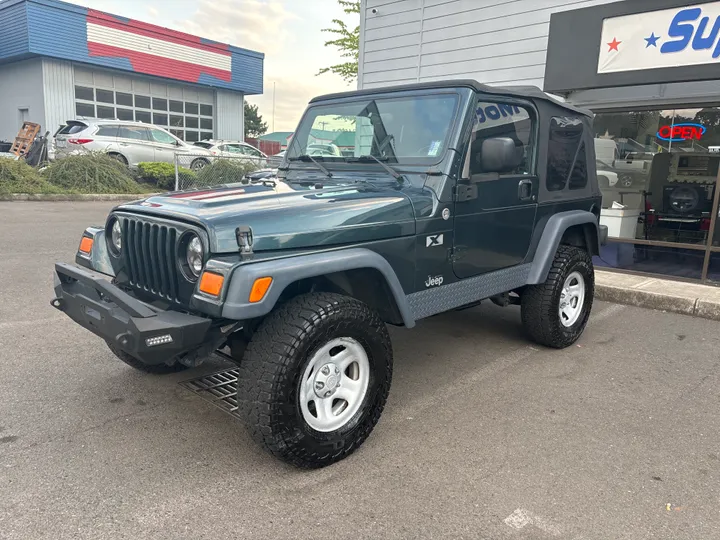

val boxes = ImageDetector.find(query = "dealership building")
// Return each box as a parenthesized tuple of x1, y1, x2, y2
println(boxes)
(0, 0, 263, 143)
(359, 0, 720, 284)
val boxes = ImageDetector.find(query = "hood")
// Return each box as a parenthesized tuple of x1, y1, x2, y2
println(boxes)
(118, 179, 416, 253)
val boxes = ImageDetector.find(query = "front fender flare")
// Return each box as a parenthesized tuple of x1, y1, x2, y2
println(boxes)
(527, 210, 599, 285)
(221, 248, 416, 328)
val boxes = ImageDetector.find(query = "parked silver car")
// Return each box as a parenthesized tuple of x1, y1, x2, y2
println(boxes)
(193, 139, 268, 166)
(53, 119, 212, 170)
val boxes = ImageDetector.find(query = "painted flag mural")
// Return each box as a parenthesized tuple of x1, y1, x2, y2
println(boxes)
(85, 10, 232, 84)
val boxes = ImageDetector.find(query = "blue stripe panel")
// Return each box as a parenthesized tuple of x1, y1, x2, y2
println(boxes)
(20, 0, 264, 94)
(27, 1, 133, 71)
(0, 1, 30, 60)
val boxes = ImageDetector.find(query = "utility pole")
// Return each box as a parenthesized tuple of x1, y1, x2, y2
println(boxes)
(272, 81, 276, 133)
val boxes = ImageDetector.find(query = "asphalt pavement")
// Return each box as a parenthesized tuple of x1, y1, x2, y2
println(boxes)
(1, 202, 719, 540)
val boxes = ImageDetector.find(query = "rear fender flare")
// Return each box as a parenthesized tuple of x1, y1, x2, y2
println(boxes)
(527, 210, 599, 284)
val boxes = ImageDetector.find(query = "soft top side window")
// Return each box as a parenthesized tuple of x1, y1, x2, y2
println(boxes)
(464, 101, 536, 178)
(547, 116, 586, 192)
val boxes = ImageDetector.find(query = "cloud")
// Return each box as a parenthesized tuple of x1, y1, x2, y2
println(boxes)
(176, 0, 296, 54)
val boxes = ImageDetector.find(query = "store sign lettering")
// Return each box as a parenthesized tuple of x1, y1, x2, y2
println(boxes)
(656, 123, 706, 142)
(598, 2, 720, 74)
(476, 104, 522, 123)
(661, 7, 720, 58)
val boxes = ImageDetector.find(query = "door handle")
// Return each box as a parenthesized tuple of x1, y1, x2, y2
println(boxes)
(518, 179, 533, 201)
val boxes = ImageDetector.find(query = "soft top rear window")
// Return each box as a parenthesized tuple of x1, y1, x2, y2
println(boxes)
(57, 122, 87, 135)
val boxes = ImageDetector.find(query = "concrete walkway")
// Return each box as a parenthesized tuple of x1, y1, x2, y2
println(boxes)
(596, 269, 720, 321)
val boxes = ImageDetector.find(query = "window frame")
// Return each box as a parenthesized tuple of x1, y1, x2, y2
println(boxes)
(71, 78, 215, 142)
(463, 96, 539, 180)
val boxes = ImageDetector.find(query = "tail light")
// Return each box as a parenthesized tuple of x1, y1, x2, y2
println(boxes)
(68, 138, 94, 145)
(645, 200, 656, 227)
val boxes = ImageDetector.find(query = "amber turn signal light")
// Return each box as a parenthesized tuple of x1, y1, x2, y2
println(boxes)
(78, 236, 94, 254)
(199, 271, 225, 297)
(249, 277, 273, 303)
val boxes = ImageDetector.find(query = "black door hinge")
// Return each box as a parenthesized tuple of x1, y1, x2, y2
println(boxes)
(448, 247, 463, 263)
(454, 184, 477, 202)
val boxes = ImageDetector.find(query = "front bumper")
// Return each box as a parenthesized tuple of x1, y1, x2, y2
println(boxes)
(52, 263, 212, 365)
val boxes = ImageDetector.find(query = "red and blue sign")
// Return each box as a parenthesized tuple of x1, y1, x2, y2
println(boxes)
(656, 123, 706, 142)
(0, 0, 263, 94)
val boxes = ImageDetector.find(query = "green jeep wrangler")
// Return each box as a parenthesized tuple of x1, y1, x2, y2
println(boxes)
(52, 80, 608, 468)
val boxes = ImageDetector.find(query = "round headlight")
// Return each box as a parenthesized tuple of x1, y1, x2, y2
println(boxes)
(111, 219, 122, 253)
(186, 235, 204, 277)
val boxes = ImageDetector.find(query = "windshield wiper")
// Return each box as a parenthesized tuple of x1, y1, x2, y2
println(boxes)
(288, 154, 333, 178)
(348, 155, 404, 184)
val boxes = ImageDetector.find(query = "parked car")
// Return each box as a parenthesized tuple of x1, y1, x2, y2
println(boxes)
(266, 150, 285, 168)
(53, 119, 212, 171)
(193, 140, 268, 166)
(307, 143, 341, 156)
(53, 79, 607, 469)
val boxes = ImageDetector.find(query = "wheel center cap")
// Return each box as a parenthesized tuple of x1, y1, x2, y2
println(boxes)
(314, 363, 341, 398)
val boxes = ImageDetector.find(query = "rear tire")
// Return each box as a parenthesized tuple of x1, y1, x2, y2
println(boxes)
(521, 245, 594, 349)
(237, 293, 393, 468)
(108, 153, 128, 166)
(106, 342, 189, 374)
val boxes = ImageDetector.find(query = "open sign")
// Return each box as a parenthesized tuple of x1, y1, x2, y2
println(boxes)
(656, 123, 706, 142)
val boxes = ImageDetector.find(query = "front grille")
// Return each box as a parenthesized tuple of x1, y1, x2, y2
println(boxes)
(121, 217, 180, 301)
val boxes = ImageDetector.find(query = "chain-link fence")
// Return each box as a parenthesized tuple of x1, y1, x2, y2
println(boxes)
(173, 154, 266, 191)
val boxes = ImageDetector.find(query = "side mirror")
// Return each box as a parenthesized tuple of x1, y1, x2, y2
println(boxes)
(479, 137, 523, 174)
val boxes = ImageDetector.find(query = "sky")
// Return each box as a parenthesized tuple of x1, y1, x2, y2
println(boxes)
(65, 0, 356, 133)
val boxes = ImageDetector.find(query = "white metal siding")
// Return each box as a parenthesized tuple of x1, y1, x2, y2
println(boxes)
(0, 58, 45, 141)
(215, 89, 244, 141)
(359, 0, 623, 90)
(42, 58, 74, 136)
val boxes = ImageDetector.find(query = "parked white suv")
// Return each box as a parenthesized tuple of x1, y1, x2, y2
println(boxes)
(193, 140, 268, 166)
(53, 119, 212, 170)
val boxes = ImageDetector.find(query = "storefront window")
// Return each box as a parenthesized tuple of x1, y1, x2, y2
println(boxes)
(594, 107, 720, 249)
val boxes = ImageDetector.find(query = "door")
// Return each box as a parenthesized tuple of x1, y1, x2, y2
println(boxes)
(452, 100, 538, 278)
(148, 128, 181, 164)
(117, 126, 155, 167)
(239, 144, 266, 166)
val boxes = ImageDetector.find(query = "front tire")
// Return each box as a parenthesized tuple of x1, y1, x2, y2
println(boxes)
(190, 158, 209, 171)
(237, 293, 393, 468)
(521, 245, 594, 349)
(106, 342, 189, 374)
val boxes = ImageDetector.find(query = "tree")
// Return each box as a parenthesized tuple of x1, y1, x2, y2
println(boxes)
(244, 101, 268, 138)
(318, 0, 359, 83)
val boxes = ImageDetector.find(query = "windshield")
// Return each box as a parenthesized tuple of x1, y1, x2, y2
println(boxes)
(287, 93, 459, 164)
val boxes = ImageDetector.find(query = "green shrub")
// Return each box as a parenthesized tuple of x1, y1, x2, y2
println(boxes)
(137, 162, 195, 191)
(42, 152, 146, 194)
(195, 159, 260, 187)
(0, 158, 64, 194)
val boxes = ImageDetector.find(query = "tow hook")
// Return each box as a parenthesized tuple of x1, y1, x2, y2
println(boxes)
(50, 298, 65, 311)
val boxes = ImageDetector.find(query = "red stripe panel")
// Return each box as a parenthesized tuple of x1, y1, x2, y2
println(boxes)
(167, 188, 248, 200)
(87, 9, 231, 56)
(88, 42, 232, 83)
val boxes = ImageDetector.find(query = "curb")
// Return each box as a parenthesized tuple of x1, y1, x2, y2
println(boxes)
(595, 283, 720, 321)
(0, 193, 157, 202)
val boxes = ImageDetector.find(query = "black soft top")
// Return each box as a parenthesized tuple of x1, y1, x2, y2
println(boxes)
(311, 79, 592, 118)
